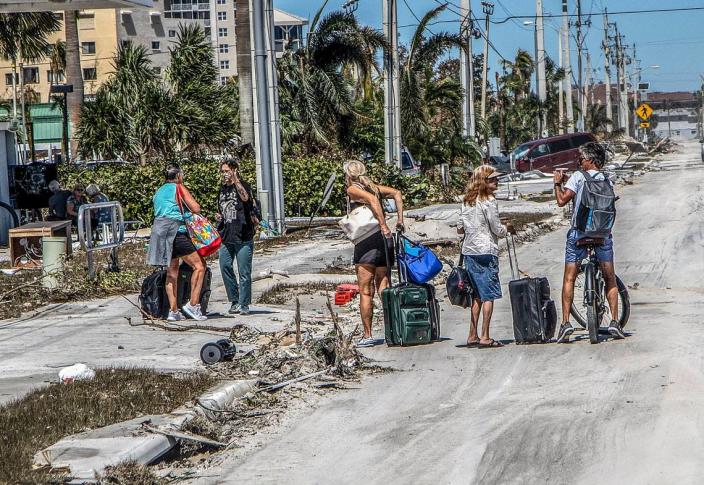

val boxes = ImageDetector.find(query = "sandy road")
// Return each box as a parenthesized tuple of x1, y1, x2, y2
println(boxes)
(201, 141, 704, 484)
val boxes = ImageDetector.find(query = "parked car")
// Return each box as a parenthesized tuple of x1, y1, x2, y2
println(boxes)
(488, 154, 511, 174)
(400, 148, 421, 176)
(511, 132, 597, 173)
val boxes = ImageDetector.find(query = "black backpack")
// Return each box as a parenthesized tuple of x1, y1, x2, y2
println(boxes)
(573, 170, 616, 237)
(139, 270, 170, 319)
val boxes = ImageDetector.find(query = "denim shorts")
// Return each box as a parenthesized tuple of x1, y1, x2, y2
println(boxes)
(464, 254, 502, 302)
(565, 228, 614, 263)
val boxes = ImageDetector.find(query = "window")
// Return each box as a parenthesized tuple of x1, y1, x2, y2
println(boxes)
(547, 138, 572, 153)
(81, 41, 96, 54)
(168, 29, 177, 38)
(47, 70, 65, 83)
(217, 11, 226, 21)
(78, 12, 95, 29)
(530, 143, 550, 158)
(274, 26, 284, 41)
(5, 73, 18, 85)
(83, 68, 97, 80)
(218, 43, 229, 54)
(152, 41, 161, 51)
(153, 67, 162, 75)
(220, 60, 230, 70)
(218, 27, 227, 37)
(570, 134, 592, 148)
(217, 0, 226, 4)
(23, 67, 40, 84)
(220, 76, 228, 85)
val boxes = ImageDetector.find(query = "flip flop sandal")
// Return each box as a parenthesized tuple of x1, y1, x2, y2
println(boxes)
(478, 339, 504, 348)
(467, 341, 480, 348)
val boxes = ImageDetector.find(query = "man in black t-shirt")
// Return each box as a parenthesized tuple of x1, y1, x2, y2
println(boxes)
(217, 160, 259, 315)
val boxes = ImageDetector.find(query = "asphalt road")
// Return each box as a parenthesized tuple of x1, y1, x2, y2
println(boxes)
(201, 141, 704, 484)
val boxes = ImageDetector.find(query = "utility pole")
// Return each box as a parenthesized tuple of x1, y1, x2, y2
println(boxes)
(557, 29, 564, 134)
(383, 0, 402, 168)
(561, 0, 574, 132)
(575, 0, 585, 131)
(535, 0, 547, 136)
(584, 50, 590, 129)
(251, 0, 285, 234)
(460, 0, 475, 140)
(615, 27, 629, 134)
(631, 44, 639, 139)
(480, 2, 493, 122)
(602, 9, 613, 132)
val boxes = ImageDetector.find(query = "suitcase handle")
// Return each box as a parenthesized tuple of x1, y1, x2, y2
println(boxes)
(506, 233, 519, 281)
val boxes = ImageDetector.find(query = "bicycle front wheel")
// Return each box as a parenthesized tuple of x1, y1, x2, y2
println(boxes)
(571, 274, 630, 329)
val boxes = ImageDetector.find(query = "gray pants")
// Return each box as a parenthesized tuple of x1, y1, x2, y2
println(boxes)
(218, 240, 254, 306)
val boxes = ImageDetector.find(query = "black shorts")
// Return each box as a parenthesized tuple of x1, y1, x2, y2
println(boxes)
(172, 232, 196, 258)
(353, 231, 394, 267)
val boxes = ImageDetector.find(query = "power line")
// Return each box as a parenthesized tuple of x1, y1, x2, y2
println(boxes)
(492, 6, 704, 24)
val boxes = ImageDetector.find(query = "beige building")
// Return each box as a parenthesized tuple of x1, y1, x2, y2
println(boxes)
(0, 4, 307, 104)
(0, 9, 120, 104)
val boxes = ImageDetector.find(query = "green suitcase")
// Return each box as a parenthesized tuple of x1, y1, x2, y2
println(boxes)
(382, 284, 433, 346)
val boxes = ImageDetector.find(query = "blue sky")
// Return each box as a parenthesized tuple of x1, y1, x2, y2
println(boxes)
(274, 0, 704, 93)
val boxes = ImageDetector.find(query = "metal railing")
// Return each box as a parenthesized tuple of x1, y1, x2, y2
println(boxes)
(77, 201, 125, 279)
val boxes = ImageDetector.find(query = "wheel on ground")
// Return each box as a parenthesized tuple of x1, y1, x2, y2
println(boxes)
(571, 274, 630, 329)
(587, 302, 599, 344)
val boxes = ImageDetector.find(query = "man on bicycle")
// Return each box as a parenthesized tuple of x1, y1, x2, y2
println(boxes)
(553, 142, 625, 342)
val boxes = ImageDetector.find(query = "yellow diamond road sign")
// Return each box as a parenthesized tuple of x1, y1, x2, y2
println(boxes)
(636, 103, 653, 121)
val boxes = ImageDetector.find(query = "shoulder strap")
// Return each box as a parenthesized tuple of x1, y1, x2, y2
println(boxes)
(457, 234, 466, 267)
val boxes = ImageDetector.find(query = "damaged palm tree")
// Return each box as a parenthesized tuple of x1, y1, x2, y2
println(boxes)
(325, 296, 364, 376)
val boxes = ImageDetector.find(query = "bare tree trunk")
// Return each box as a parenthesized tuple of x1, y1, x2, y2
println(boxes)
(236, 0, 254, 146)
(64, 10, 83, 160)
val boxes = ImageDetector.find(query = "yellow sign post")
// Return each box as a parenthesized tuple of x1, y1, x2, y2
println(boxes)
(636, 103, 653, 121)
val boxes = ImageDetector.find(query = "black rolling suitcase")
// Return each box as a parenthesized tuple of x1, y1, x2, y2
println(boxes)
(178, 262, 213, 315)
(506, 235, 557, 343)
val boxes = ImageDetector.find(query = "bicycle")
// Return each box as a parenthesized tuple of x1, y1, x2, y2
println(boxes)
(569, 237, 631, 344)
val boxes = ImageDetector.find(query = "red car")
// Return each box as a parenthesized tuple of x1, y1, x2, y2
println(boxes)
(511, 132, 597, 173)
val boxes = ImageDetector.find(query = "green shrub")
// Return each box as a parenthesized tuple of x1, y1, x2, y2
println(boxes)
(58, 156, 438, 223)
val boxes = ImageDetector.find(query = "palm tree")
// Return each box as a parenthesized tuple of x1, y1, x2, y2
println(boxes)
(0, 12, 60, 159)
(586, 104, 612, 135)
(236, 0, 254, 146)
(64, 10, 84, 160)
(399, 5, 481, 167)
(48, 40, 66, 89)
(277, 1, 385, 149)
(78, 26, 239, 162)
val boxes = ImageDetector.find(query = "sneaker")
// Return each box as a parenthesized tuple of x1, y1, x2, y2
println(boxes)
(182, 302, 207, 321)
(167, 310, 185, 322)
(556, 322, 576, 343)
(228, 303, 241, 315)
(607, 320, 626, 339)
(355, 337, 376, 348)
(239, 305, 251, 315)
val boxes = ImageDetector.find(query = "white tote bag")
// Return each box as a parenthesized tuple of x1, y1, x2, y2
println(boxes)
(339, 200, 380, 244)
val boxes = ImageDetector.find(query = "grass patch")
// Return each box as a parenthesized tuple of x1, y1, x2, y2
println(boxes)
(99, 460, 164, 484)
(256, 281, 343, 305)
(0, 367, 214, 484)
(0, 242, 154, 321)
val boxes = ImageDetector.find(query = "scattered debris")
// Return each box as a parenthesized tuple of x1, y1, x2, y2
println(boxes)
(58, 363, 96, 384)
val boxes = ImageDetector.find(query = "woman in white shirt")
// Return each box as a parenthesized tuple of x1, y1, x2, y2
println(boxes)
(458, 165, 515, 348)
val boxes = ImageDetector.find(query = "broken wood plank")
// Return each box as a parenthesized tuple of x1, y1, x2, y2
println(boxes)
(143, 425, 227, 448)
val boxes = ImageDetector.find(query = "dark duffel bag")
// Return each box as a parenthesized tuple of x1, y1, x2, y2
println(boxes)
(446, 245, 474, 309)
(139, 270, 169, 319)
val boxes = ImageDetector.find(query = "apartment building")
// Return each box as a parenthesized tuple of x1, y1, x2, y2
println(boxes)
(0, 3, 307, 104)
(0, 9, 120, 104)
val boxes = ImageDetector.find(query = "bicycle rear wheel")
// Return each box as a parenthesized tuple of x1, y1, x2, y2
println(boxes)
(571, 274, 630, 329)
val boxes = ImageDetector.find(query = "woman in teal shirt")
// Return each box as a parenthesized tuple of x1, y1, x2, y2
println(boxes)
(148, 164, 208, 321)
